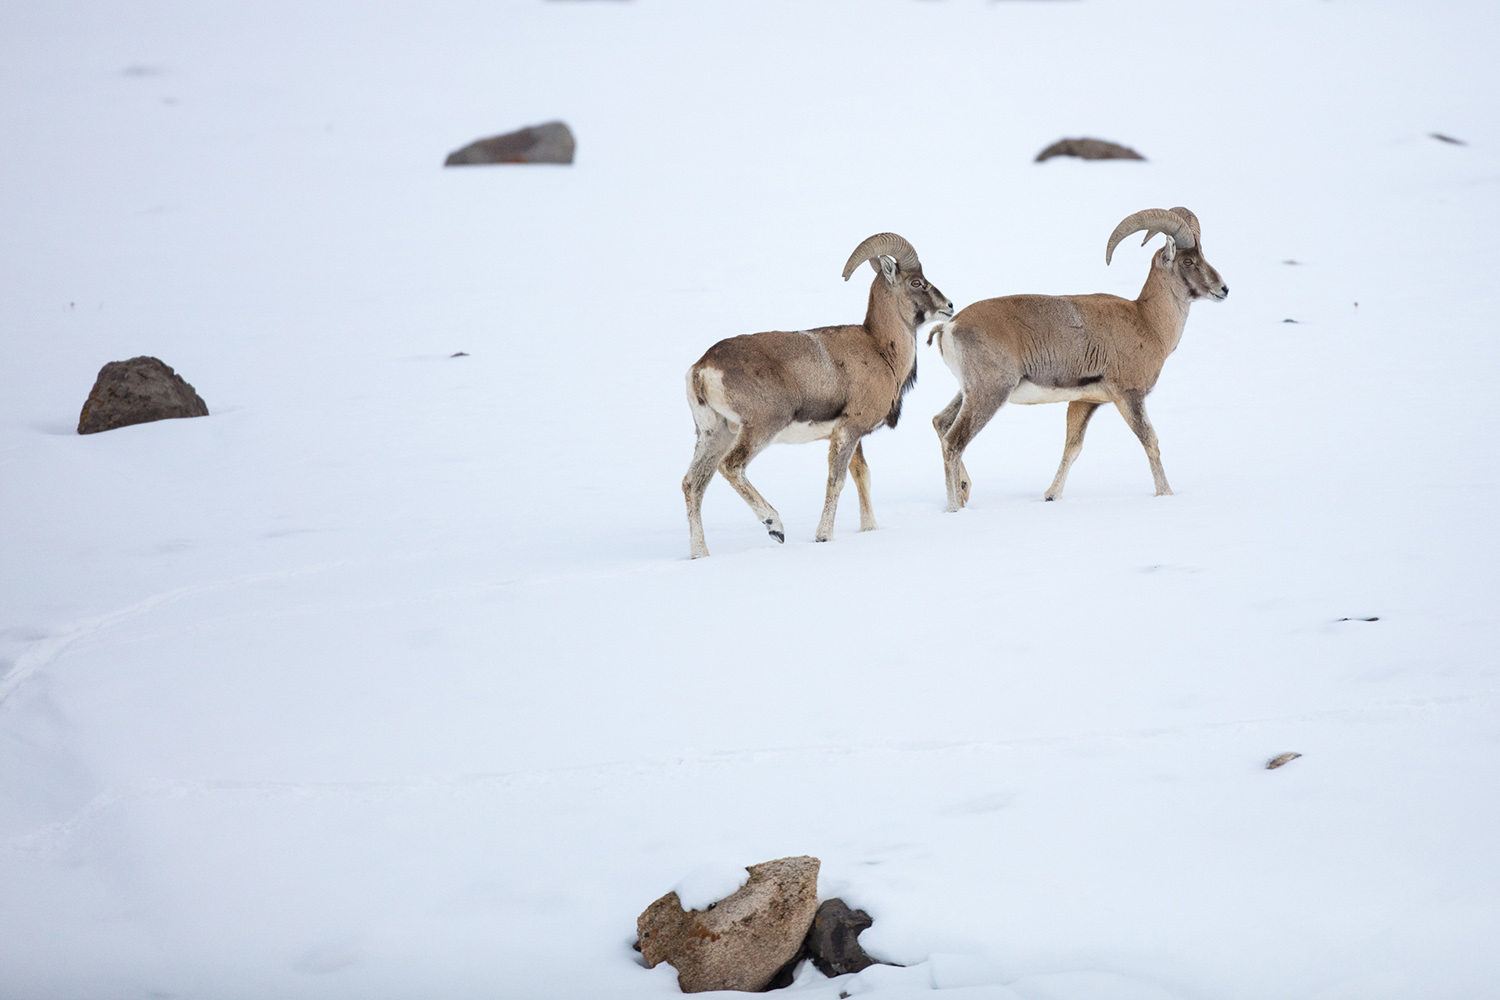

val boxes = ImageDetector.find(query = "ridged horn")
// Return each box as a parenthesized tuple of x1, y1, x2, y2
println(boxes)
(842, 233, 921, 281)
(1106, 208, 1197, 265)
(1139, 206, 1202, 248)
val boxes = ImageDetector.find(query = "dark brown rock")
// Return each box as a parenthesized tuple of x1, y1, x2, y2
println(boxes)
(77, 356, 208, 435)
(805, 898, 880, 978)
(444, 121, 575, 166)
(637, 856, 820, 993)
(1035, 138, 1146, 162)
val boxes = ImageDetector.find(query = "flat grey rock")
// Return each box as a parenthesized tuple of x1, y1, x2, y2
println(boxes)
(77, 356, 208, 434)
(444, 121, 575, 165)
(1035, 137, 1146, 162)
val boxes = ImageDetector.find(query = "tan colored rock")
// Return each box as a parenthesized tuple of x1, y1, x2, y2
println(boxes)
(637, 855, 820, 993)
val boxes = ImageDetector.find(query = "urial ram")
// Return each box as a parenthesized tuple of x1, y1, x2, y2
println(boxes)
(929, 207, 1227, 510)
(682, 233, 953, 559)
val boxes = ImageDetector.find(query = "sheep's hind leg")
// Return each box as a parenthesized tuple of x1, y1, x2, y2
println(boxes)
(848, 440, 877, 532)
(718, 426, 786, 543)
(682, 413, 737, 558)
(1045, 400, 1102, 501)
(815, 427, 862, 543)
(941, 386, 1009, 511)
(932, 393, 971, 506)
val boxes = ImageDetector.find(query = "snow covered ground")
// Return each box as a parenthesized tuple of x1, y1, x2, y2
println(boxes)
(3, 1, 1498, 997)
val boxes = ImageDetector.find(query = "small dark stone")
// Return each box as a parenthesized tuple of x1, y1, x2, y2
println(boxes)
(450, 351, 470, 357)
(1283, 318, 1299, 324)
(1429, 132, 1466, 145)
(1035, 138, 1146, 162)
(804, 899, 879, 978)
(77, 356, 208, 434)
(445, 121, 575, 166)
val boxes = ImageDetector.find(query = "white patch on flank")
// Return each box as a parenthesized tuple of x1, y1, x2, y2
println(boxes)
(696, 367, 742, 424)
(772, 420, 837, 444)
(933, 321, 962, 379)
(1009, 380, 1113, 406)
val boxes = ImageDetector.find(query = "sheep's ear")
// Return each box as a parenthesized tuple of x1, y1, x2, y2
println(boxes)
(1158, 235, 1177, 266)
(879, 255, 899, 283)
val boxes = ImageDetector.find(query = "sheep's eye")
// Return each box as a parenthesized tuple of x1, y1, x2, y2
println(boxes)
(910, 279, 924, 289)
(1183, 259, 1196, 268)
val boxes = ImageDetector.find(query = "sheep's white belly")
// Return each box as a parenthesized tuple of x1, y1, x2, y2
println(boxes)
(1009, 381, 1111, 406)
(773, 420, 837, 444)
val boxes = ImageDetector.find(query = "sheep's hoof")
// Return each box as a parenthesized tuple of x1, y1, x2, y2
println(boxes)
(1044, 494, 1056, 502)
(769, 530, 785, 543)
(815, 535, 830, 543)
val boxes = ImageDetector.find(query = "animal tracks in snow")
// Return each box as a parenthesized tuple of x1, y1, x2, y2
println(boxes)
(0, 561, 349, 706)
(12, 689, 1495, 856)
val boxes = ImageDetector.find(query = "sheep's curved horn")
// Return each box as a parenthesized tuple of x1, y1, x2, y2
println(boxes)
(843, 233, 921, 281)
(1107, 209, 1196, 265)
(1139, 206, 1203, 248)
(1169, 206, 1201, 241)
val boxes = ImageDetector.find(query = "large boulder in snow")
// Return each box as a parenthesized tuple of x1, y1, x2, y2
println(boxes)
(444, 121, 575, 165)
(805, 898, 881, 978)
(1035, 137, 1146, 162)
(77, 356, 208, 434)
(637, 855, 820, 993)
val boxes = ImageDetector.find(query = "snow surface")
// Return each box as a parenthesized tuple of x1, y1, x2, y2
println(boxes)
(2, 1, 1499, 998)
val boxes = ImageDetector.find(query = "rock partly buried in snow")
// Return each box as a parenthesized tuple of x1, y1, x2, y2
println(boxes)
(77, 356, 209, 435)
(805, 898, 880, 978)
(1035, 137, 1146, 162)
(637, 855, 820, 993)
(444, 121, 575, 165)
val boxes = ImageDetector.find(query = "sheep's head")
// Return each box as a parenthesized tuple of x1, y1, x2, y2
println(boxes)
(1105, 207, 1229, 302)
(842, 232, 955, 329)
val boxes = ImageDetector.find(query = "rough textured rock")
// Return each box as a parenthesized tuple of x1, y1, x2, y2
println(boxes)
(637, 856, 820, 993)
(444, 121, 575, 165)
(1035, 137, 1146, 162)
(804, 898, 879, 978)
(77, 356, 208, 435)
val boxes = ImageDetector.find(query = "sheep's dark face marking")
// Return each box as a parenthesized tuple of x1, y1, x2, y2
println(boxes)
(1173, 250, 1228, 302)
(899, 271, 955, 330)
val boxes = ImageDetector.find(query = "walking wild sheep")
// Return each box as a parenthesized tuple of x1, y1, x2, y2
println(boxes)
(930, 207, 1227, 510)
(682, 233, 953, 558)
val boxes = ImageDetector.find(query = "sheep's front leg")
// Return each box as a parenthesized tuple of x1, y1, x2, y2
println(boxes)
(1115, 390, 1172, 496)
(815, 428, 862, 543)
(848, 441, 878, 532)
